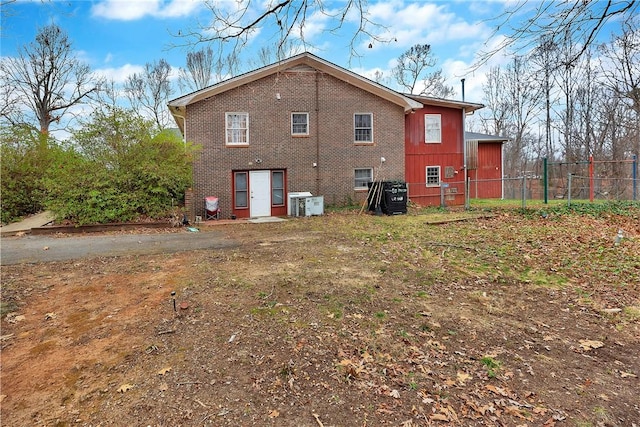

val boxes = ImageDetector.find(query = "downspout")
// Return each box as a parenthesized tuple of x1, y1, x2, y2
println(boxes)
(461, 79, 469, 209)
(463, 107, 468, 209)
(172, 108, 187, 144)
(171, 107, 192, 221)
(501, 142, 505, 199)
(315, 71, 321, 195)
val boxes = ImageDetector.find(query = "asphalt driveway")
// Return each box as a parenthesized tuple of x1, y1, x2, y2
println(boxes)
(0, 231, 237, 265)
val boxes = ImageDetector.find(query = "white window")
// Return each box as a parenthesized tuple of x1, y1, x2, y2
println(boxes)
(272, 170, 285, 206)
(234, 171, 248, 208)
(426, 166, 441, 187)
(291, 113, 309, 136)
(425, 114, 441, 143)
(354, 113, 373, 143)
(226, 113, 249, 145)
(355, 168, 373, 190)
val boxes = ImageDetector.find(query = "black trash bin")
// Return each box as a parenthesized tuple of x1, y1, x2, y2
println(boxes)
(368, 181, 407, 215)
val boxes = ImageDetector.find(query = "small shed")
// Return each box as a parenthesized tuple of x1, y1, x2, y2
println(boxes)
(465, 132, 510, 199)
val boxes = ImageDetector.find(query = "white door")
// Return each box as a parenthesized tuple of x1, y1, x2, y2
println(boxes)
(249, 170, 271, 217)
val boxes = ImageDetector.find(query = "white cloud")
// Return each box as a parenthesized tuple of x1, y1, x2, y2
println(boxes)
(168, 65, 181, 82)
(362, 0, 495, 64)
(370, 1, 452, 46)
(91, 0, 201, 20)
(92, 0, 160, 20)
(93, 64, 145, 83)
(351, 66, 387, 82)
(298, 8, 333, 41)
(158, 0, 202, 18)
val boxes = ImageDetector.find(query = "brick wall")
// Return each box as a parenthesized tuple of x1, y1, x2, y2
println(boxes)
(187, 67, 406, 218)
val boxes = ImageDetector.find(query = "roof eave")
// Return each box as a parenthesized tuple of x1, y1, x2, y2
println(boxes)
(404, 94, 484, 113)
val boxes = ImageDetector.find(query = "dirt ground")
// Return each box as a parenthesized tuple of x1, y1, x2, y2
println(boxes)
(1, 210, 639, 426)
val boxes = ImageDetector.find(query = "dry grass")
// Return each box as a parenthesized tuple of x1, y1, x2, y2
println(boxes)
(1, 208, 639, 426)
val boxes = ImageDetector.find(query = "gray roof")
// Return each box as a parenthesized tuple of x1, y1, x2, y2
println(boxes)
(465, 132, 511, 143)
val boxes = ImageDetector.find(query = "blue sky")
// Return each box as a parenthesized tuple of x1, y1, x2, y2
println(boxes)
(1, 0, 520, 102)
(1, 0, 630, 113)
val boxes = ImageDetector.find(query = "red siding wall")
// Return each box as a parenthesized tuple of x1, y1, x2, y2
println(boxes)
(405, 106, 465, 206)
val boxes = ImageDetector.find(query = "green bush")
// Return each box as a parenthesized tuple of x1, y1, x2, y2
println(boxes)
(42, 108, 197, 225)
(0, 125, 63, 224)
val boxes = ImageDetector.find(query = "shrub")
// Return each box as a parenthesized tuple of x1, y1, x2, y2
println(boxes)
(42, 108, 197, 225)
(0, 125, 63, 224)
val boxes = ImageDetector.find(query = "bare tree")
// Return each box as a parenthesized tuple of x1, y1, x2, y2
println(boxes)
(571, 52, 613, 160)
(172, 0, 388, 67)
(479, 0, 639, 68)
(599, 17, 640, 158)
(0, 75, 22, 126)
(530, 36, 560, 158)
(372, 70, 385, 84)
(0, 23, 101, 134)
(554, 28, 582, 162)
(178, 47, 216, 92)
(248, 39, 304, 68)
(391, 44, 454, 98)
(124, 59, 173, 130)
(479, 66, 510, 137)
(95, 79, 125, 110)
(479, 57, 542, 176)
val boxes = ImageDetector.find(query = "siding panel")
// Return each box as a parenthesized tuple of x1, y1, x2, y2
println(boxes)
(405, 106, 466, 206)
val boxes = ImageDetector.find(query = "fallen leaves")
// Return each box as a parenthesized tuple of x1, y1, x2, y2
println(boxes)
(2, 212, 639, 427)
(579, 339, 604, 351)
(157, 367, 172, 376)
(456, 371, 472, 385)
(117, 384, 134, 393)
(429, 413, 449, 421)
(429, 404, 459, 422)
(337, 358, 366, 380)
(485, 384, 514, 398)
(5, 313, 25, 324)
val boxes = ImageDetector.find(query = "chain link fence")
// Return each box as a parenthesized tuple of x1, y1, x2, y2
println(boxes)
(407, 172, 638, 209)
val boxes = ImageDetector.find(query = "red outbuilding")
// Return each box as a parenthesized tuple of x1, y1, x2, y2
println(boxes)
(403, 95, 483, 206)
(466, 132, 510, 199)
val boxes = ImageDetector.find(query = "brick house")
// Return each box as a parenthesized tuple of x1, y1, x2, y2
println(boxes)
(168, 52, 484, 219)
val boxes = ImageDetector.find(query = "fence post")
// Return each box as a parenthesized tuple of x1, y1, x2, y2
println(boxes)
(522, 175, 527, 209)
(633, 154, 637, 201)
(567, 173, 572, 207)
(440, 184, 445, 208)
(475, 176, 478, 199)
(589, 155, 594, 202)
(465, 177, 470, 210)
(543, 157, 548, 204)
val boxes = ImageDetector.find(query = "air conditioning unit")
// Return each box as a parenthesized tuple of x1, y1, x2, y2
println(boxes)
(288, 192, 312, 217)
(288, 192, 324, 217)
(304, 196, 324, 216)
